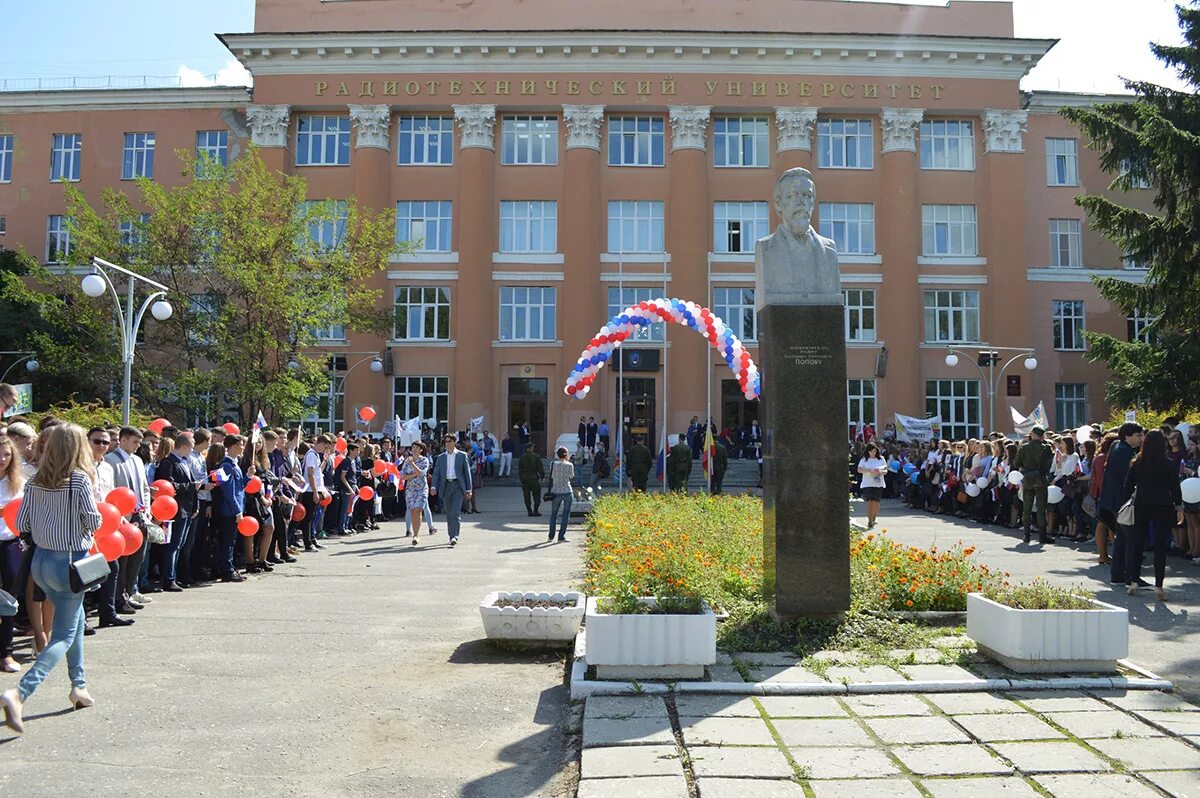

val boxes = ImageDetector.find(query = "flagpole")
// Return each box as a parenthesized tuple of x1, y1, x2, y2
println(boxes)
(617, 249, 625, 495)
(660, 249, 668, 495)
(706, 251, 712, 496)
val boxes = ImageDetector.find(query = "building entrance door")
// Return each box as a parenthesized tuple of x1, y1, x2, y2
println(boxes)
(508, 377, 548, 456)
(618, 378, 656, 453)
(721, 378, 760, 435)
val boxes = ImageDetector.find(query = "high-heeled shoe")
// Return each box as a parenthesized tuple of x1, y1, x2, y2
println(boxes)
(69, 686, 94, 710)
(257, 560, 274, 572)
(1, 688, 24, 734)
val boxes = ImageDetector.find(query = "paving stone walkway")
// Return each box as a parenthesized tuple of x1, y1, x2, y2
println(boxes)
(578, 688, 1200, 797)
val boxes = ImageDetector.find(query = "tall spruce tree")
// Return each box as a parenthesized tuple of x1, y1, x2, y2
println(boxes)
(1062, 2, 1200, 413)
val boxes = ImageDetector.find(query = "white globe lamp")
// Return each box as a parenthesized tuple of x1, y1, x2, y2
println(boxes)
(1024, 356, 1038, 371)
(81, 274, 107, 298)
(25, 360, 39, 373)
(151, 300, 173, 321)
(369, 358, 384, 373)
(944, 353, 959, 368)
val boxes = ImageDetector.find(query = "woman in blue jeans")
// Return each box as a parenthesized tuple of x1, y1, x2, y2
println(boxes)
(548, 447, 575, 543)
(2, 423, 103, 735)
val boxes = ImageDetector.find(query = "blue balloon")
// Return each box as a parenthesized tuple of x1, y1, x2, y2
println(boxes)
(598, 352, 608, 362)
(910, 473, 920, 484)
(889, 460, 901, 473)
(903, 463, 917, 475)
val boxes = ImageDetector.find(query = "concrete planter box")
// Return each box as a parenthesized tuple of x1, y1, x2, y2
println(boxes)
(966, 593, 1128, 673)
(479, 591, 585, 645)
(584, 596, 716, 679)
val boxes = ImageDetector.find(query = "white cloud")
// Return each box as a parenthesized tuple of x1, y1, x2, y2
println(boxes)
(176, 59, 251, 88)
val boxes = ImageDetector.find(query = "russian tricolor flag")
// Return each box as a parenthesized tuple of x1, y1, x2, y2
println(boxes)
(210, 469, 230, 485)
(254, 411, 268, 431)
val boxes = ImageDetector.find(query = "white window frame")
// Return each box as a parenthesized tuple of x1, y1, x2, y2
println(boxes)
(303, 200, 348, 251)
(195, 130, 228, 174)
(607, 200, 665, 254)
(1119, 159, 1152, 189)
(609, 287, 665, 341)
(501, 115, 558, 166)
(393, 376, 448, 429)
(398, 115, 454, 166)
(608, 116, 665, 167)
(817, 119, 874, 170)
(499, 200, 557, 254)
(1052, 299, 1086, 351)
(0, 217, 6, 236)
(1049, 219, 1083, 267)
(393, 286, 452, 341)
(921, 205, 978, 257)
(713, 201, 769, 254)
(296, 115, 351, 166)
(848, 379, 877, 439)
(920, 120, 975, 171)
(1055, 383, 1089, 429)
(1046, 138, 1079, 186)
(0, 134, 11, 182)
(819, 203, 876, 255)
(923, 290, 980, 343)
(713, 287, 757, 343)
(844, 289, 877, 343)
(50, 133, 82, 182)
(1127, 310, 1157, 344)
(119, 213, 151, 248)
(396, 200, 453, 253)
(499, 286, 557, 342)
(926, 379, 982, 441)
(121, 132, 155, 180)
(713, 117, 770, 168)
(46, 215, 72, 263)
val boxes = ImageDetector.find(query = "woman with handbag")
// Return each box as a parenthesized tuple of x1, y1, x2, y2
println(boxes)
(400, 441, 431, 546)
(1123, 429, 1184, 600)
(1090, 433, 1118, 565)
(0, 433, 26, 673)
(1, 424, 104, 734)
(547, 447, 575, 543)
(1047, 437, 1080, 539)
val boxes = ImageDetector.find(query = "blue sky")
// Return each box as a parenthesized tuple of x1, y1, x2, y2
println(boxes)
(0, 1, 1189, 94)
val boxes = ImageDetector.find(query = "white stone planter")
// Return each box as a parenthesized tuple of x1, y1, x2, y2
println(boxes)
(584, 596, 717, 679)
(479, 591, 585, 645)
(966, 593, 1129, 673)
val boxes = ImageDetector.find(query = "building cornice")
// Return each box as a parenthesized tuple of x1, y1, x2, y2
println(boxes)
(0, 86, 250, 113)
(219, 31, 1054, 81)
(1023, 91, 1136, 112)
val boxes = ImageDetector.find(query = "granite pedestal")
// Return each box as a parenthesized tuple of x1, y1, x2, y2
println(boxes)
(760, 303, 850, 618)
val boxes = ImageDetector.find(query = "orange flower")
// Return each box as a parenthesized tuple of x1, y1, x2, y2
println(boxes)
(905, 599, 914, 607)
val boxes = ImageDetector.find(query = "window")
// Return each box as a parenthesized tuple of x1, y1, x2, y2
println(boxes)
(844, 289, 877, 342)
(1127, 311, 1157, 344)
(398, 115, 454, 165)
(1049, 219, 1082, 267)
(713, 117, 769, 167)
(51, 133, 82, 182)
(195, 130, 228, 175)
(607, 200, 665, 253)
(1055, 383, 1088, 429)
(303, 200, 348, 251)
(499, 286, 557, 341)
(499, 200, 557, 253)
(923, 290, 980, 343)
(119, 213, 150, 248)
(926, 380, 982, 441)
(608, 116, 665, 167)
(819, 203, 876, 255)
(187, 293, 218, 346)
(1122, 253, 1149, 271)
(311, 321, 346, 342)
(848, 379, 877, 440)
(393, 286, 451, 341)
(713, 202, 769, 254)
(608, 287, 665, 341)
(121, 132, 155, 179)
(713, 287, 757, 342)
(921, 205, 978, 257)
(46, 215, 72, 263)
(817, 119, 873, 169)
(0, 217, 6, 235)
(394, 376, 449, 428)
(0, 134, 11, 182)
(396, 201, 452, 252)
(920, 120, 975, 170)
(296, 116, 351, 166)
(1119, 159, 1151, 189)
(501, 116, 558, 165)
(1052, 300, 1086, 351)
(1046, 138, 1079, 186)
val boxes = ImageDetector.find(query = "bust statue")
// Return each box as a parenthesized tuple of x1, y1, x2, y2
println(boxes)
(754, 168, 842, 310)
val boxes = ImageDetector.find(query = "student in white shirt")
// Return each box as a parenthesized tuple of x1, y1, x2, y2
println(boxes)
(0, 433, 26, 673)
(857, 442, 888, 529)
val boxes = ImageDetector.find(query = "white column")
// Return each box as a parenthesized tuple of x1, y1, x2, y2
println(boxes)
(983, 109, 1029, 153)
(668, 105, 712, 151)
(245, 104, 290, 148)
(563, 104, 605, 151)
(453, 104, 497, 150)
(348, 104, 392, 150)
(879, 107, 925, 154)
(775, 107, 818, 153)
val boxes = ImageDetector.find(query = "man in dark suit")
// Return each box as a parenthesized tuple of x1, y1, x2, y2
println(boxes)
(155, 432, 200, 592)
(431, 433, 473, 547)
(1099, 422, 1145, 585)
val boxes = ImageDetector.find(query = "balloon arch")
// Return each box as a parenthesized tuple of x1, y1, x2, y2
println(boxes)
(564, 297, 762, 401)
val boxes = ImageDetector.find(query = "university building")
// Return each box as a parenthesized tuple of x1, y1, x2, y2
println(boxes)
(0, 0, 1152, 451)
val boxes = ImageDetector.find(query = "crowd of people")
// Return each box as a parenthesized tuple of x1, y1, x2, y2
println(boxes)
(853, 417, 1200, 601)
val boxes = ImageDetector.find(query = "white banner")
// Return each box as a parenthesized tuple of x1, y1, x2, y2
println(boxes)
(469, 415, 485, 432)
(894, 413, 941, 442)
(1011, 401, 1049, 436)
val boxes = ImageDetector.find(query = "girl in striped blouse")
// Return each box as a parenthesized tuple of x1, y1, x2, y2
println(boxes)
(1, 423, 102, 735)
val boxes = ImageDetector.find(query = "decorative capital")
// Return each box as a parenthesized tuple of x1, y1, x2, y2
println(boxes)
(983, 109, 1029, 154)
(668, 105, 712, 152)
(452, 104, 497, 150)
(348, 104, 392, 150)
(562, 104, 605, 151)
(879, 108, 925, 154)
(245, 104, 290, 148)
(774, 107, 818, 153)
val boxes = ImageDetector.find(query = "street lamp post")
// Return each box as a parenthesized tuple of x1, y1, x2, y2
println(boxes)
(82, 257, 173, 426)
(944, 345, 1038, 437)
(0, 352, 39, 384)
(292, 353, 384, 432)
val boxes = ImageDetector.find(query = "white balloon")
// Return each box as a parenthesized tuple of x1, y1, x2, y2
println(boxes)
(1047, 485, 1064, 504)
(1008, 471, 1024, 486)
(1075, 426, 1093, 444)
(975, 477, 989, 489)
(966, 483, 981, 497)
(1182, 477, 1200, 505)
(1178, 422, 1192, 441)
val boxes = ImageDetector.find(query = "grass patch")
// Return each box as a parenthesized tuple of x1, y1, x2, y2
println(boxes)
(982, 579, 1096, 610)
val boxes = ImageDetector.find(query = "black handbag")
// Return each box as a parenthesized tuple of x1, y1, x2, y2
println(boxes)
(70, 551, 110, 593)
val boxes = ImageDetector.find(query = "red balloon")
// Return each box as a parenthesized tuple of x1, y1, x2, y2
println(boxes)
(333, 454, 345, 468)
(105, 487, 137, 516)
(150, 479, 176, 498)
(148, 417, 170, 435)
(118, 521, 143, 557)
(567, 386, 577, 395)
(319, 494, 333, 507)
(96, 530, 125, 562)
(359, 406, 376, 422)
(291, 504, 307, 522)
(373, 460, 387, 476)
(96, 502, 122, 535)
(245, 476, 263, 494)
(2, 497, 21, 534)
(237, 516, 259, 537)
(222, 422, 240, 435)
(334, 437, 348, 453)
(151, 495, 179, 522)
(358, 486, 375, 501)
